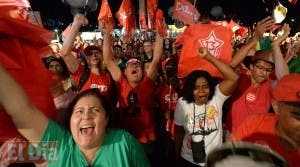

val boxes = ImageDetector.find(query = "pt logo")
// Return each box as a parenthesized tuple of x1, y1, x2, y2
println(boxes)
(198, 31, 224, 58)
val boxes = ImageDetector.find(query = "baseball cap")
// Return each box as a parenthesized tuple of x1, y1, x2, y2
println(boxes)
(126, 58, 141, 67)
(272, 74, 300, 102)
(83, 45, 102, 56)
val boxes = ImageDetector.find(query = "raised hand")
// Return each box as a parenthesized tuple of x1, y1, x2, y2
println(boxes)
(273, 23, 291, 46)
(73, 13, 88, 27)
(98, 20, 113, 35)
(197, 47, 210, 59)
(253, 16, 275, 40)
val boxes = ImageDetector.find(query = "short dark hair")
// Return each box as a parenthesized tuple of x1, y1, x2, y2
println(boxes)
(182, 70, 218, 103)
(64, 88, 112, 130)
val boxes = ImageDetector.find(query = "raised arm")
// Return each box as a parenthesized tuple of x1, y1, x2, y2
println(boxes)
(60, 14, 88, 73)
(272, 23, 290, 82)
(230, 17, 275, 68)
(146, 33, 164, 81)
(0, 65, 48, 142)
(100, 21, 122, 81)
(198, 47, 239, 96)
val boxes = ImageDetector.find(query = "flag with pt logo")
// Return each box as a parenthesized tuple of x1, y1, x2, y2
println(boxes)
(178, 24, 233, 78)
(98, 0, 115, 28)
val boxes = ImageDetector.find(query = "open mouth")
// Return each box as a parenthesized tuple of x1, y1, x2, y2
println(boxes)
(132, 70, 137, 74)
(80, 125, 95, 136)
(198, 95, 207, 100)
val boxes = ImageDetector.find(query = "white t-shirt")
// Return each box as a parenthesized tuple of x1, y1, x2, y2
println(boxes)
(174, 84, 229, 166)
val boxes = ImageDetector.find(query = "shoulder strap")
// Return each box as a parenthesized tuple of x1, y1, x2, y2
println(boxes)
(76, 66, 90, 92)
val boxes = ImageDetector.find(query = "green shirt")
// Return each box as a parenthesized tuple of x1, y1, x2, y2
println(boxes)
(41, 120, 150, 167)
(288, 56, 300, 73)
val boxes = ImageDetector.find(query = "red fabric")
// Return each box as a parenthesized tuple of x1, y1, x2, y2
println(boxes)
(139, 11, 147, 29)
(117, 75, 156, 143)
(155, 9, 167, 36)
(228, 19, 240, 32)
(178, 24, 233, 78)
(156, 82, 179, 137)
(146, 0, 158, 29)
(0, 16, 56, 141)
(115, 0, 136, 37)
(231, 114, 300, 167)
(172, 0, 200, 25)
(98, 0, 115, 28)
(235, 26, 248, 37)
(71, 64, 114, 102)
(226, 74, 272, 133)
(288, 0, 298, 4)
(209, 20, 229, 27)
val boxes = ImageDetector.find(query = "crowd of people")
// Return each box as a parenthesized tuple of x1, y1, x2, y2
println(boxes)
(0, 4, 300, 167)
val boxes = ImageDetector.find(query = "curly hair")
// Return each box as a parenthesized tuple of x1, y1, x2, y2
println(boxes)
(181, 70, 218, 104)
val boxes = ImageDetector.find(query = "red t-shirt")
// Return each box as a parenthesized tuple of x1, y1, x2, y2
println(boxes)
(231, 114, 300, 167)
(156, 82, 179, 113)
(226, 73, 272, 133)
(117, 75, 156, 143)
(71, 65, 114, 102)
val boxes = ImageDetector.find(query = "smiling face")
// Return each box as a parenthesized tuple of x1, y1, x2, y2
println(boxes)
(193, 77, 210, 105)
(70, 95, 108, 150)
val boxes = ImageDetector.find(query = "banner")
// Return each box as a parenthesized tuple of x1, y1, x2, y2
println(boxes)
(178, 24, 233, 78)
(172, 0, 200, 25)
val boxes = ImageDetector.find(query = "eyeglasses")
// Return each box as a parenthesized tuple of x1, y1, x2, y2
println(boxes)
(126, 62, 141, 67)
(254, 64, 273, 73)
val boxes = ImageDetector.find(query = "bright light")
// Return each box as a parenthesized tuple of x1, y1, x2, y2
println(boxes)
(54, 29, 58, 33)
(273, 2, 288, 23)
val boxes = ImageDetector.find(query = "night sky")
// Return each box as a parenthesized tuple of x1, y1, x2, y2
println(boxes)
(28, 0, 300, 35)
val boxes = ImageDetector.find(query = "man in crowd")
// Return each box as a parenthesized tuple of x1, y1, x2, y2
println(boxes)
(100, 20, 164, 166)
(226, 17, 290, 134)
(231, 74, 300, 167)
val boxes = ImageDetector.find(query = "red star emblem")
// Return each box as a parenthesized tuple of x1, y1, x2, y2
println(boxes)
(198, 31, 224, 58)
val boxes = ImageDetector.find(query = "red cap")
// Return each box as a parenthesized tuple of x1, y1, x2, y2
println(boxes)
(272, 74, 300, 102)
(83, 45, 102, 56)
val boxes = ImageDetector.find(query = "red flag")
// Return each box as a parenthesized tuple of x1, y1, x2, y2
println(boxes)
(98, 0, 115, 28)
(155, 9, 167, 36)
(139, 0, 147, 29)
(146, 0, 158, 29)
(115, 0, 136, 37)
(172, 0, 200, 25)
(0, 16, 57, 140)
(178, 24, 233, 78)
(288, 0, 297, 4)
